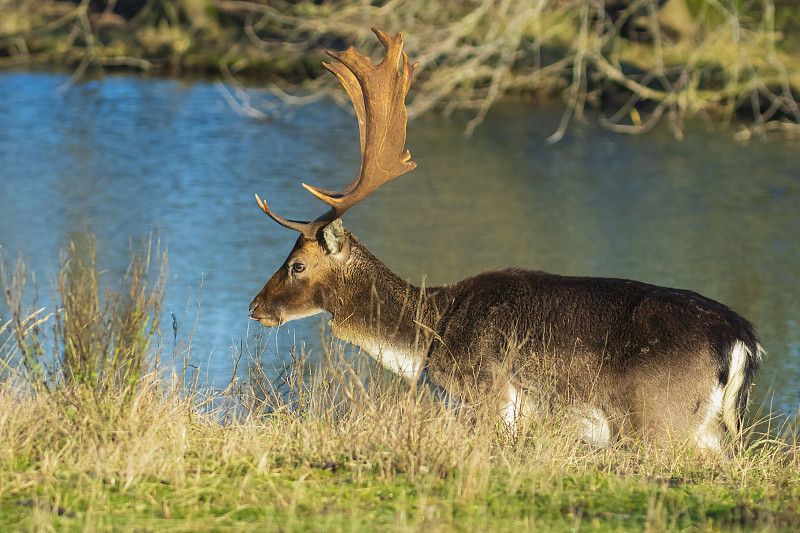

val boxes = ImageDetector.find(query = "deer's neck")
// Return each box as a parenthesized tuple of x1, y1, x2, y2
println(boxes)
(327, 239, 444, 380)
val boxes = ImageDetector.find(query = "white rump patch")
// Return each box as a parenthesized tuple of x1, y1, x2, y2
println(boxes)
(727, 341, 748, 403)
(721, 340, 749, 436)
(693, 384, 724, 452)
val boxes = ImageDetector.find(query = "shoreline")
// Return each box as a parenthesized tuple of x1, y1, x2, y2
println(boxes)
(2, 0, 799, 139)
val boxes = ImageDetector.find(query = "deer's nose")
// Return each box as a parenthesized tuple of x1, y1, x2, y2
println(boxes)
(248, 301, 259, 316)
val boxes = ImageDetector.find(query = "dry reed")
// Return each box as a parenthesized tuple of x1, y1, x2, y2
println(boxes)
(2, 0, 799, 140)
(1, 241, 798, 529)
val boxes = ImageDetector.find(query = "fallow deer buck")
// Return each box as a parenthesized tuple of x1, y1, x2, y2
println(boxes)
(249, 29, 763, 452)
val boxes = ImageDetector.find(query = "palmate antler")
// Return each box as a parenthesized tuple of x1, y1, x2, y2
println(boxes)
(256, 28, 418, 239)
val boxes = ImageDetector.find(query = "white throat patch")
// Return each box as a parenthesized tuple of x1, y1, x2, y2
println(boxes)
(354, 338, 422, 381)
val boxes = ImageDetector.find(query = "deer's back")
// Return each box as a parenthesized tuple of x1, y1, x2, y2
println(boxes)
(426, 268, 757, 405)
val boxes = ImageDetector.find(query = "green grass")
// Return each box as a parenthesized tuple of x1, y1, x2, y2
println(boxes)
(1, 379, 798, 531)
(1, 242, 799, 531)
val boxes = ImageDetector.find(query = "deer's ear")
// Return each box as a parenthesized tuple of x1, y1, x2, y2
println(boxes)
(322, 219, 348, 256)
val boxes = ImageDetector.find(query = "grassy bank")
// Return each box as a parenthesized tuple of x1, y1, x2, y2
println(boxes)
(1, 0, 799, 139)
(2, 373, 800, 531)
(2, 243, 800, 530)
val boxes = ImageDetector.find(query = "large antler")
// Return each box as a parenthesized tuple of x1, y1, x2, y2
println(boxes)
(256, 28, 418, 239)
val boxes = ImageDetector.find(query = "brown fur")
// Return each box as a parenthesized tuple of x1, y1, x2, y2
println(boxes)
(250, 224, 762, 449)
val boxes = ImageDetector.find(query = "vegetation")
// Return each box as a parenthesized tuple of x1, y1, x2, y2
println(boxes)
(1, 242, 799, 530)
(1, 0, 799, 139)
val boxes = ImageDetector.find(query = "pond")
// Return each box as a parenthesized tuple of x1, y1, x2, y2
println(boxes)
(0, 72, 798, 417)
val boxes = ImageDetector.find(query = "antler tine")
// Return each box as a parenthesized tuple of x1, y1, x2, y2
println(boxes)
(255, 194, 324, 238)
(304, 28, 418, 217)
(255, 28, 417, 238)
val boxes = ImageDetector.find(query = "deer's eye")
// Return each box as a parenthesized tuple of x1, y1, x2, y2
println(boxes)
(291, 263, 306, 274)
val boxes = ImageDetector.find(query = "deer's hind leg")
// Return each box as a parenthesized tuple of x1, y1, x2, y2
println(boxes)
(620, 352, 722, 451)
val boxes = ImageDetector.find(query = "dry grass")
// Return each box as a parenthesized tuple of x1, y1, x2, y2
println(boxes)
(217, 0, 800, 140)
(2, 0, 799, 140)
(2, 340, 799, 530)
(1, 242, 799, 530)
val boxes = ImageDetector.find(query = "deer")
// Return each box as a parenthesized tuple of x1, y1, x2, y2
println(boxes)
(248, 28, 764, 452)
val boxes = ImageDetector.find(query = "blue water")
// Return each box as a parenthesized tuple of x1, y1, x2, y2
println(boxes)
(0, 72, 798, 414)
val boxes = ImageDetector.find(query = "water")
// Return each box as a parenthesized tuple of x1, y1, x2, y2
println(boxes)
(0, 72, 798, 414)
